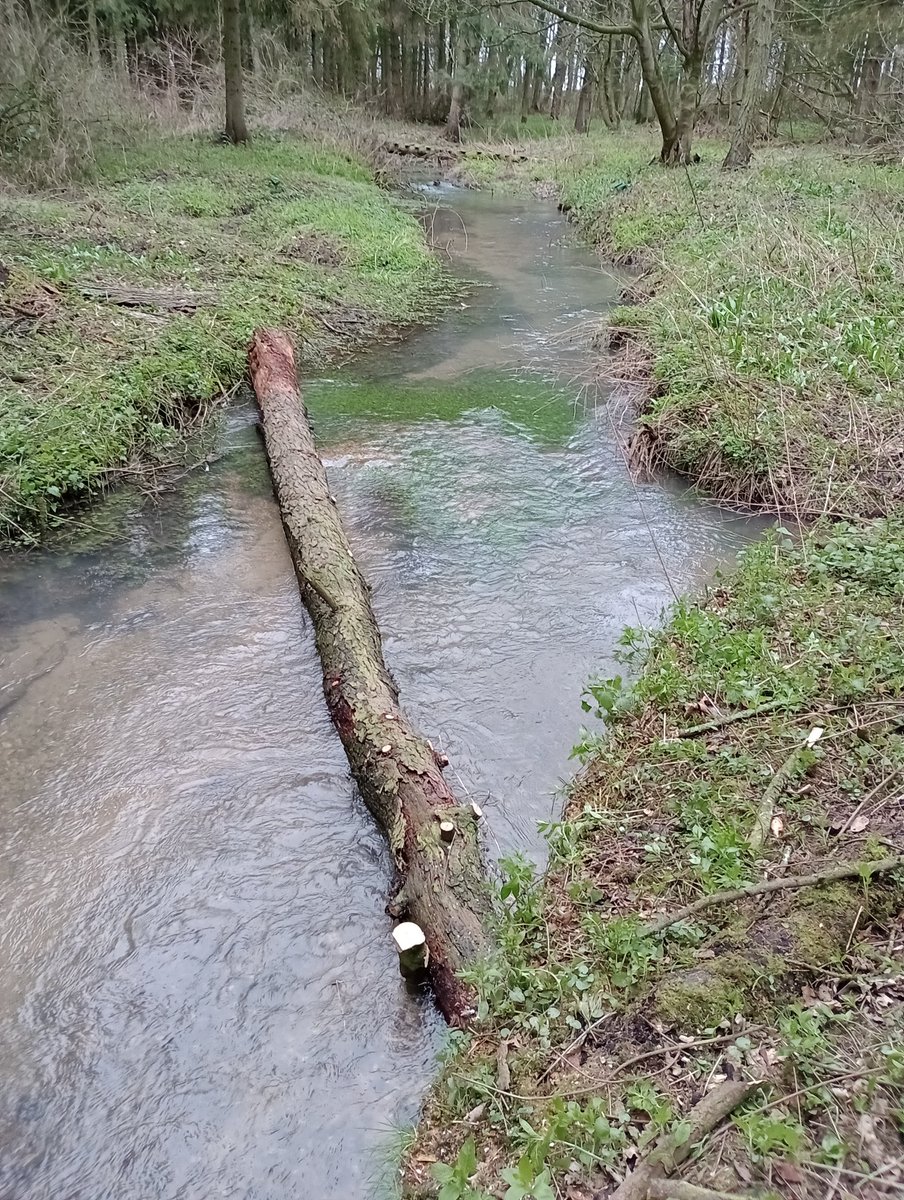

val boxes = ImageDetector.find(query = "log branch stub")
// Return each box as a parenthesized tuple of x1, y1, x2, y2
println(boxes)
(248, 328, 492, 1025)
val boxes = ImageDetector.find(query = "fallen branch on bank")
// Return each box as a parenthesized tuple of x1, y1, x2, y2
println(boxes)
(676, 698, 793, 738)
(749, 727, 822, 851)
(76, 283, 212, 310)
(380, 139, 529, 162)
(641, 855, 904, 937)
(248, 327, 491, 1025)
(611, 1078, 758, 1200)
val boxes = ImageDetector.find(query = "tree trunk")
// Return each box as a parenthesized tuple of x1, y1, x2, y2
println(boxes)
(549, 17, 568, 118)
(521, 60, 533, 122)
(113, 20, 128, 78)
(722, 0, 774, 167)
(86, 0, 99, 67)
(662, 48, 702, 163)
(445, 76, 465, 140)
(222, 0, 248, 144)
(248, 330, 491, 1026)
(445, 32, 468, 142)
(239, 0, 254, 74)
(531, 61, 544, 110)
(631, 0, 680, 155)
(574, 58, 595, 131)
(601, 37, 621, 128)
(856, 29, 884, 137)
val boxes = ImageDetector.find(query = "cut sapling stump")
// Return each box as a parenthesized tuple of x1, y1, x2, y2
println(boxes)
(248, 328, 492, 1026)
(392, 922, 429, 977)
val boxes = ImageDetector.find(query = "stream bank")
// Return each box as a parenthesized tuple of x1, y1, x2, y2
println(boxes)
(0, 131, 450, 544)
(402, 133, 904, 1200)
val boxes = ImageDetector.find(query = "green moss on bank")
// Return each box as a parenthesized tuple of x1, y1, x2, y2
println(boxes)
(0, 133, 448, 542)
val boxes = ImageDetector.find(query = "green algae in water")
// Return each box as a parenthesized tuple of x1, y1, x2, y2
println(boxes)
(307, 369, 584, 449)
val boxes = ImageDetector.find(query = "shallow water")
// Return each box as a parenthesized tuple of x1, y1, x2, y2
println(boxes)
(0, 187, 766, 1199)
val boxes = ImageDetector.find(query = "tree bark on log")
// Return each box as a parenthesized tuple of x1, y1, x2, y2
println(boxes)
(248, 328, 492, 1026)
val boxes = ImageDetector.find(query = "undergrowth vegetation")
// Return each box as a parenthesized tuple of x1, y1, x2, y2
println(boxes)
(0, 132, 447, 542)
(404, 522, 904, 1199)
(546, 135, 904, 519)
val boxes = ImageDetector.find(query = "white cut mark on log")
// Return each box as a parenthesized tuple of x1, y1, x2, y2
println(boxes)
(439, 820, 456, 843)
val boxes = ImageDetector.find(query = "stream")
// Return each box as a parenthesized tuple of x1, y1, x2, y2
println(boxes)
(0, 186, 767, 1199)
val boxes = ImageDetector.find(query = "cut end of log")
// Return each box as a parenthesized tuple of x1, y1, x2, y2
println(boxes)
(439, 819, 456, 843)
(392, 921, 429, 976)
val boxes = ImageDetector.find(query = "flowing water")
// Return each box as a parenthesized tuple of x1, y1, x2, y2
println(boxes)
(0, 187, 767, 1200)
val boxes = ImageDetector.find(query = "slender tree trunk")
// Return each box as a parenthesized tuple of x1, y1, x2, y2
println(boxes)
(549, 17, 569, 118)
(86, 0, 99, 66)
(445, 30, 468, 141)
(222, 0, 248, 143)
(166, 41, 178, 107)
(723, 0, 775, 167)
(663, 48, 703, 163)
(113, 20, 128, 77)
(445, 76, 465, 140)
(530, 60, 544, 110)
(379, 29, 393, 109)
(311, 29, 320, 86)
(574, 57, 595, 131)
(239, 0, 253, 73)
(521, 60, 533, 122)
(631, 0, 680, 155)
(249, 330, 491, 1027)
(857, 29, 884, 137)
(435, 19, 446, 75)
(767, 38, 789, 135)
(389, 21, 403, 110)
(601, 37, 621, 127)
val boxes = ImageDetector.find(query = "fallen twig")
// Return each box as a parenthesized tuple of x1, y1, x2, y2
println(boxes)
(611, 1078, 758, 1200)
(676, 699, 794, 738)
(77, 283, 212, 310)
(641, 856, 904, 937)
(647, 1181, 752, 1200)
(749, 729, 820, 850)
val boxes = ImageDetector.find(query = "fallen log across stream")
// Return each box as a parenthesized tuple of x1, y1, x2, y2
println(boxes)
(249, 328, 492, 1025)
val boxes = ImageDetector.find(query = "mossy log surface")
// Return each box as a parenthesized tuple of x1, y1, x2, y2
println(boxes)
(249, 328, 491, 1025)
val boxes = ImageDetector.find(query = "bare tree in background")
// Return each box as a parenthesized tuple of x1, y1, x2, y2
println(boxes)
(723, 0, 775, 166)
(223, 0, 248, 143)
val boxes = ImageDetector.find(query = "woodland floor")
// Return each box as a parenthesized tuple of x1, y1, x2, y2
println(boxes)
(400, 130, 904, 1200)
(0, 130, 450, 543)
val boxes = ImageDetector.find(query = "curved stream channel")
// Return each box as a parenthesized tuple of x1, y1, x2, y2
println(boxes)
(0, 187, 767, 1199)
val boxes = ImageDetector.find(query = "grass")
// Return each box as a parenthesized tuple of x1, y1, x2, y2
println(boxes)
(403, 522, 904, 1199)
(0, 131, 449, 542)
(399, 127, 904, 1200)
(549, 135, 904, 519)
